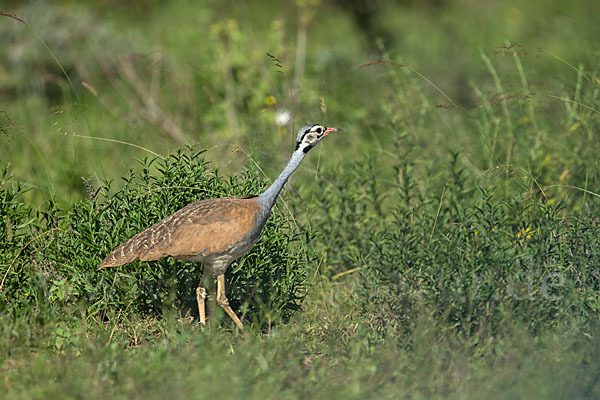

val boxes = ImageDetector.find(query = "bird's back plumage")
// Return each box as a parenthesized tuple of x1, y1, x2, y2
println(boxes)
(98, 197, 265, 269)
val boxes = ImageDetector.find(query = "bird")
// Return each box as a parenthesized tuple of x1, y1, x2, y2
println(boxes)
(98, 124, 340, 330)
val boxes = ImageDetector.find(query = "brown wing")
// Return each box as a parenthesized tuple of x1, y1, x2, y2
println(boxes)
(98, 197, 262, 269)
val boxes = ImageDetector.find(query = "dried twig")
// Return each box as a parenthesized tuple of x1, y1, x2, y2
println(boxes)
(119, 59, 188, 145)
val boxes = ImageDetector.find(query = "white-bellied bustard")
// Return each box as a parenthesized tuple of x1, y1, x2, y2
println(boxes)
(98, 124, 340, 329)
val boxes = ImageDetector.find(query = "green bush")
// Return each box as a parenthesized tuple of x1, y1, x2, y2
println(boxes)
(310, 153, 600, 337)
(0, 164, 36, 310)
(373, 187, 600, 336)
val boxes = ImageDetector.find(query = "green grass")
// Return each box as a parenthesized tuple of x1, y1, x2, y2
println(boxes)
(2, 0, 600, 398)
(2, 285, 600, 399)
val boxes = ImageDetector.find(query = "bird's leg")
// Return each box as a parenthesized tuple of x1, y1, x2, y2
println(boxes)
(196, 266, 214, 325)
(196, 285, 207, 325)
(216, 274, 244, 330)
(205, 273, 218, 321)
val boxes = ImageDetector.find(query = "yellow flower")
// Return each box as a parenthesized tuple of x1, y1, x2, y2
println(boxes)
(265, 96, 277, 106)
(517, 226, 532, 241)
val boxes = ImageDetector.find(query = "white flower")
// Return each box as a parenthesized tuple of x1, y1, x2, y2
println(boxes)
(275, 109, 292, 127)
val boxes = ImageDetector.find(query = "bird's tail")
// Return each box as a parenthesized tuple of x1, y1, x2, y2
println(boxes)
(97, 240, 140, 270)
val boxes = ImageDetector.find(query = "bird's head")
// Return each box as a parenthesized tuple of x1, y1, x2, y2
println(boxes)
(295, 124, 341, 153)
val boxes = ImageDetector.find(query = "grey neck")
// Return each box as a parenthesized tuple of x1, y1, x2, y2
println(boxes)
(258, 150, 306, 210)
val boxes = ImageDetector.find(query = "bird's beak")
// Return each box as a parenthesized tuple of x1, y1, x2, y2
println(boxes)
(324, 127, 341, 135)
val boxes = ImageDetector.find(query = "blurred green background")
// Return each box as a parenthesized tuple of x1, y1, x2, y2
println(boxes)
(2, 0, 600, 398)
(2, 0, 598, 207)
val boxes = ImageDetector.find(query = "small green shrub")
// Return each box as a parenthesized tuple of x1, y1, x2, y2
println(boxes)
(373, 187, 600, 336)
(307, 156, 385, 276)
(0, 164, 36, 310)
(310, 154, 600, 338)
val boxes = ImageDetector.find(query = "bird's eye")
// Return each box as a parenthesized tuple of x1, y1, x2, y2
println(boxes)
(316, 127, 322, 134)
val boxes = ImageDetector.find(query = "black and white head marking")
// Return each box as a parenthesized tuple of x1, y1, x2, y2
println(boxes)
(295, 124, 327, 153)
